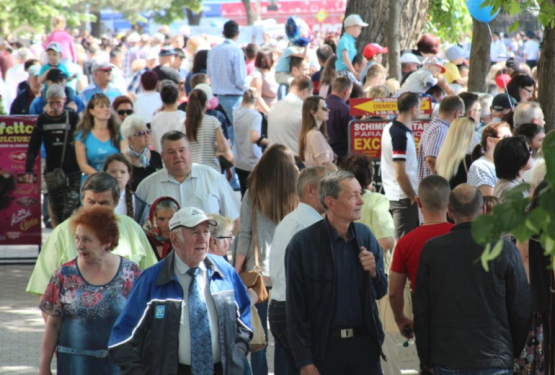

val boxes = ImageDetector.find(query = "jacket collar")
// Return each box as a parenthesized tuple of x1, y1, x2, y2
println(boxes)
(155, 251, 226, 287)
(451, 221, 473, 231)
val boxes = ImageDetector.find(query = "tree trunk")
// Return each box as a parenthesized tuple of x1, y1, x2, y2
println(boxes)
(345, 0, 428, 54)
(186, 9, 203, 25)
(241, 0, 255, 25)
(90, 11, 102, 38)
(386, 0, 401, 80)
(467, 19, 490, 93)
(538, 24, 555, 132)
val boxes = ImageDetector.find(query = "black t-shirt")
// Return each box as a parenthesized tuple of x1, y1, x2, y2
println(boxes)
(449, 154, 473, 190)
(25, 111, 81, 175)
(130, 150, 163, 191)
(152, 65, 180, 84)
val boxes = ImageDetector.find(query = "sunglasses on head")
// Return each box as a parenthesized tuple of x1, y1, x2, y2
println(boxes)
(117, 109, 134, 116)
(134, 129, 152, 137)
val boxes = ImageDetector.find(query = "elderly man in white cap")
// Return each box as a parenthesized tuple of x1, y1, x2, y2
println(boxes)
(109, 206, 252, 375)
(80, 61, 123, 104)
(400, 52, 421, 79)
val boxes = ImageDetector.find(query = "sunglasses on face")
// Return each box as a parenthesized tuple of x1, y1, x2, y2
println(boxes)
(320, 104, 329, 112)
(134, 129, 152, 137)
(117, 109, 134, 116)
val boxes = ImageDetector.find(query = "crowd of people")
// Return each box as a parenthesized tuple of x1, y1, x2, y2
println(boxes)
(0, 10, 549, 375)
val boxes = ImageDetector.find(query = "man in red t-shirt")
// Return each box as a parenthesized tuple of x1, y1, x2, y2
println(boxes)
(389, 175, 453, 336)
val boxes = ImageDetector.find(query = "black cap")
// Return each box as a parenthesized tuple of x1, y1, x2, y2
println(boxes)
(159, 48, 176, 57)
(505, 57, 519, 69)
(492, 94, 517, 111)
(45, 68, 67, 82)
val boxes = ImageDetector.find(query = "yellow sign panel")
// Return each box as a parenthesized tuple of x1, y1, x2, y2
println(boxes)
(316, 9, 328, 23)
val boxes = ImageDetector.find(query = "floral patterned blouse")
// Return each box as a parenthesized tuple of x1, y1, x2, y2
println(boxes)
(40, 256, 141, 375)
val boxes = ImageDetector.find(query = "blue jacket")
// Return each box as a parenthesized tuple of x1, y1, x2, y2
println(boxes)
(285, 219, 387, 368)
(29, 86, 84, 115)
(108, 251, 252, 375)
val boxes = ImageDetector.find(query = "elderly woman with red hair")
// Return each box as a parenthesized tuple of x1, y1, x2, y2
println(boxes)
(39, 206, 141, 375)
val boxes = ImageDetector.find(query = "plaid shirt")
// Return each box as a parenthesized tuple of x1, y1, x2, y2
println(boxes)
(127, 67, 148, 95)
(207, 39, 247, 95)
(417, 117, 451, 184)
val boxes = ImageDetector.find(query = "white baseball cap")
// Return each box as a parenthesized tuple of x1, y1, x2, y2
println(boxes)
(400, 53, 421, 64)
(46, 42, 62, 53)
(169, 207, 217, 231)
(194, 83, 213, 101)
(344, 14, 368, 28)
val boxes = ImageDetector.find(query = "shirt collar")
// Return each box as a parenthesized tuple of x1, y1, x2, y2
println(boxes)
(286, 93, 304, 103)
(159, 165, 198, 183)
(174, 251, 207, 275)
(324, 216, 355, 243)
(224, 38, 236, 45)
(433, 117, 451, 127)
(392, 119, 413, 133)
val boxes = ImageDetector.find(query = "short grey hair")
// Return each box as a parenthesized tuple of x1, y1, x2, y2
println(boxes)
(46, 84, 66, 100)
(514, 102, 543, 128)
(207, 213, 232, 238)
(161, 130, 188, 150)
(81, 172, 121, 203)
(121, 114, 147, 139)
(296, 166, 326, 198)
(318, 171, 355, 210)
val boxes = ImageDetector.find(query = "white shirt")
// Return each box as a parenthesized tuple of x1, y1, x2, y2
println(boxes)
(5, 63, 27, 99)
(490, 40, 507, 62)
(269, 203, 323, 302)
(134, 91, 163, 124)
(151, 110, 187, 152)
(523, 40, 540, 61)
(467, 156, 496, 188)
(234, 106, 263, 172)
(115, 190, 128, 216)
(380, 120, 418, 201)
(267, 93, 303, 155)
(174, 255, 221, 365)
(135, 165, 240, 220)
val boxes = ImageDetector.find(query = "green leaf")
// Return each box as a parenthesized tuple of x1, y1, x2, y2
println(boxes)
(543, 131, 555, 189)
(509, 1, 521, 15)
(481, 240, 503, 271)
(525, 207, 549, 233)
(508, 20, 520, 33)
(472, 215, 497, 243)
(502, 183, 531, 201)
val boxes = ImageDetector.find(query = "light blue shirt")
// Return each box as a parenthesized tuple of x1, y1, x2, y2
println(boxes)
(207, 39, 247, 96)
(335, 33, 357, 72)
(135, 164, 241, 220)
(275, 46, 295, 73)
(269, 203, 323, 301)
(80, 83, 123, 105)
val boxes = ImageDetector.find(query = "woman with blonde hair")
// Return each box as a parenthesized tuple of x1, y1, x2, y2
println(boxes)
(435, 117, 476, 189)
(298, 96, 337, 171)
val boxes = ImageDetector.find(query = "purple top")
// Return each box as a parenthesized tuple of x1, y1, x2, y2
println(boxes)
(325, 94, 353, 158)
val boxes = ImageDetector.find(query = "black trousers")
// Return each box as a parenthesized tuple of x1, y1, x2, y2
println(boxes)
(315, 334, 381, 375)
(178, 362, 223, 375)
(235, 168, 250, 198)
(268, 300, 299, 375)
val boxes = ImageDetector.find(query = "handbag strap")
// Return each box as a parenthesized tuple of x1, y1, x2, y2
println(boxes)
(252, 204, 260, 269)
(59, 111, 70, 167)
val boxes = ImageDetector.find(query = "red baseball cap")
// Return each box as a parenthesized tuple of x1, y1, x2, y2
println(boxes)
(363, 43, 389, 59)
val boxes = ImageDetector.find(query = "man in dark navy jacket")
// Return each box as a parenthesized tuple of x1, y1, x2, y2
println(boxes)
(286, 171, 387, 375)
(414, 184, 532, 374)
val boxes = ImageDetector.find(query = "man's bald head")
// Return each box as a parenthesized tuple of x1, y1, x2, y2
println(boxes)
(448, 184, 484, 223)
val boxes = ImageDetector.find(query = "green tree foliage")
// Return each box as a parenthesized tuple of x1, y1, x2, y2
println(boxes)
(0, 0, 85, 32)
(427, 0, 473, 43)
(152, 0, 203, 24)
(473, 131, 555, 269)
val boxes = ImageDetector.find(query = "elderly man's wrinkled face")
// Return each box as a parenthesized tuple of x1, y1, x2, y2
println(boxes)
(326, 178, 364, 222)
(171, 222, 211, 267)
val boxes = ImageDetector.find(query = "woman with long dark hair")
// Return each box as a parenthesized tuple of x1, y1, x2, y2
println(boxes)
(298, 96, 337, 171)
(233, 144, 298, 375)
(185, 49, 209, 95)
(507, 73, 536, 103)
(75, 93, 122, 185)
(493, 135, 533, 200)
(102, 154, 149, 226)
(185, 88, 233, 171)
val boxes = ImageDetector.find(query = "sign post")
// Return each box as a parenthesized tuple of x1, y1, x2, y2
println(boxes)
(0, 116, 41, 248)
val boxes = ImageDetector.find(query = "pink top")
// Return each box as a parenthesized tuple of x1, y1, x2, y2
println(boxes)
(246, 59, 256, 75)
(303, 128, 335, 167)
(45, 31, 77, 62)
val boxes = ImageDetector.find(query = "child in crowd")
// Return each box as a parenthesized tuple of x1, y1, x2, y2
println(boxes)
(360, 43, 388, 84)
(274, 43, 309, 85)
(399, 56, 453, 95)
(38, 42, 74, 85)
(443, 45, 468, 87)
(335, 14, 368, 81)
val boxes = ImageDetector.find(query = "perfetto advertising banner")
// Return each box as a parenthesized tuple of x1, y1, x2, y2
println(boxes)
(0, 115, 41, 245)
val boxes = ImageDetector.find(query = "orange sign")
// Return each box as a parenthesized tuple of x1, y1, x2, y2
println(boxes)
(350, 97, 432, 117)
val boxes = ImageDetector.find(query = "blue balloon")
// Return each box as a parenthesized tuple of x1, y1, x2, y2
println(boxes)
(466, 0, 499, 22)
(285, 16, 312, 47)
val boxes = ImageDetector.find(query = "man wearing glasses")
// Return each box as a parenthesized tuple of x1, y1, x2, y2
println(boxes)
(80, 62, 123, 104)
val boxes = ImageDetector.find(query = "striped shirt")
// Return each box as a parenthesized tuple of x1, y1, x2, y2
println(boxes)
(269, 203, 323, 302)
(207, 39, 247, 95)
(417, 117, 450, 184)
(188, 114, 222, 171)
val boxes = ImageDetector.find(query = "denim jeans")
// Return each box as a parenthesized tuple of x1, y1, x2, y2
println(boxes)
(216, 95, 241, 148)
(433, 365, 512, 375)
